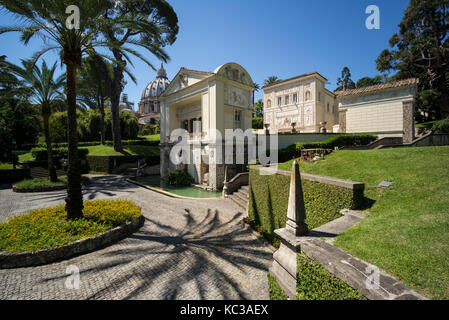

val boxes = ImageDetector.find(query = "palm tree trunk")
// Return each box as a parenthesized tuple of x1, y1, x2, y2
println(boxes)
(64, 55, 83, 219)
(99, 87, 106, 145)
(111, 49, 124, 152)
(42, 110, 58, 182)
(111, 66, 123, 152)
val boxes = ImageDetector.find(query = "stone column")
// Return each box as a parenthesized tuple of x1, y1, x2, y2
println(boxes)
(269, 160, 309, 299)
(403, 100, 415, 144)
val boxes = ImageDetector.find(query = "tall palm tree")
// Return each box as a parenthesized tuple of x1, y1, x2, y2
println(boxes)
(100, 0, 179, 152)
(11, 60, 64, 182)
(263, 76, 281, 87)
(0, 0, 113, 219)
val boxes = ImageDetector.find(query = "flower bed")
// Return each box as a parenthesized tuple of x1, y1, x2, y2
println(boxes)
(0, 200, 142, 253)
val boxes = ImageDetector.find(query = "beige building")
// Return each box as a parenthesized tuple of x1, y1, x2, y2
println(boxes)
(159, 62, 255, 190)
(263, 73, 418, 143)
(263, 72, 338, 133)
(335, 78, 418, 143)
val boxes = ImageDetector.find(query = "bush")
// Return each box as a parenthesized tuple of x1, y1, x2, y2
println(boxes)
(267, 273, 288, 300)
(0, 168, 30, 183)
(296, 253, 365, 300)
(248, 168, 360, 247)
(278, 134, 377, 162)
(49, 109, 140, 143)
(86, 155, 159, 173)
(31, 147, 89, 162)
(252, 117, 264, 129)
(13, 176, 90, 192)
(0, 200, 142, 252)
(164, 170, 193, 186)
(432, 118, 449, 133)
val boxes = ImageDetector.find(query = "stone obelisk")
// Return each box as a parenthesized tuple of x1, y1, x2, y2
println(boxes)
(269, 160, 309, 299)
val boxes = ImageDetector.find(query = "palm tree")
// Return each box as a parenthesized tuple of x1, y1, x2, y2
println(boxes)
(0, 0, 113, 219)
(99, 1, 179, 152)
(0, 55, 28, 99)
(263, 76, 281, 87)
(10, 59, 65, 182)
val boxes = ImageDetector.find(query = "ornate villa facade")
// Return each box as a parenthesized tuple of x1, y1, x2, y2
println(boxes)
(263, 73, 418, 143)
(159, 63, 254, 190)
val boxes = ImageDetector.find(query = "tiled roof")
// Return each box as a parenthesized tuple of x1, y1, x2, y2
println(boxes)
(334, 78, 419, 98)
(262, 72, 328, 89)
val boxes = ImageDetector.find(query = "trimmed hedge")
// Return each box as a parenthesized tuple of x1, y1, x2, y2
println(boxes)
(267, 253, 365, 300)
(86, 155, 160, 173)
(37, 139, 159, 149)
(31, 147, 89, 162)
(296, 253, 365, 300)
(278, 133, 377, 162)
(267, 273, 288, 300)
(0, 168, 30, 183)
(248, 168, 359, 247)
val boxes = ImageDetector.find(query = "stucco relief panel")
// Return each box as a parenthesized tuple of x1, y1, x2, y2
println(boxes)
(224, 84, 251, 108)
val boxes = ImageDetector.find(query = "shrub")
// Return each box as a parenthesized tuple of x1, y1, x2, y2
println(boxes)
(252, 117, 264, 129)
(13, 176, 90, 192)
(86, 155, 159, 173)
(278, 134, 377, 162)
(0, 200, 142, 252)
(31, 147, 89, 162)
(432, 118, 449, 133)
(248, 168, 359, 246)
(49, 109, 139, 143)
(296, 253, 365, 300)
(267, 273, 288, 300)
(164, 170, 193, 186)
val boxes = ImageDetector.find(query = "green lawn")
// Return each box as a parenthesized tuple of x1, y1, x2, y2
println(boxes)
(279, 146, 449, 299)
(141, 134, 160, 142)
(18, 144, 160, 161)
(0, 163, 13, 169)
(85, 145, 159, 157)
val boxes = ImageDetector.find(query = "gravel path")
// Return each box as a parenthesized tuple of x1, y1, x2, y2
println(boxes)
(0, 175, 273, 300)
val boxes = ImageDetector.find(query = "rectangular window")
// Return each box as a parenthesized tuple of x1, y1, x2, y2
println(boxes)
(293, 93, 298, 103)
(285, 95, 290, 105)
(234, 110, 242, 129)
(318, 92, 321, 101)
(277, 97, 282, 106)
(327, 103, 330, 112)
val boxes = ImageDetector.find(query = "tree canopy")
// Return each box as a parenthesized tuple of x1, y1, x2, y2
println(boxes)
(376, 0, 449, 119)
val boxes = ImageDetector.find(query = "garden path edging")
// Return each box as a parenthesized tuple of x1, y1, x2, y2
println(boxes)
(0, 215, 145, 269)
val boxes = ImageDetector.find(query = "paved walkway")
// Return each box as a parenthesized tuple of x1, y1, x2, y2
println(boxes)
(0, 176, 273, 300)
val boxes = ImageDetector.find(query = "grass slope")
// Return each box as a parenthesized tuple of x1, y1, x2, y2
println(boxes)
(279, 146, 449, 299)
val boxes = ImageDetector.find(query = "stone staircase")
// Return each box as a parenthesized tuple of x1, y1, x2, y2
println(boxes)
(30, 166, 66, 179)
(228, 185, 249, 211)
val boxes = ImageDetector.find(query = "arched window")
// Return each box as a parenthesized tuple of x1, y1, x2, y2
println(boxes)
(305, 91, 311, 101)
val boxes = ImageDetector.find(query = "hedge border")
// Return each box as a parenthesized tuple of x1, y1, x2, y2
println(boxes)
(248, 166, 365, 247)
(0, 215, 145, 269)
(12, 178, 90, 193)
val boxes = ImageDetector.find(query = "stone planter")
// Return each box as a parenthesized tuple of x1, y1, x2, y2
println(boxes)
(0, 215, 145, 269)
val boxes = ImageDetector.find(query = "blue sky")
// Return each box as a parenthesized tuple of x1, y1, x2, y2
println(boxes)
(0, 0, 410, 105)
